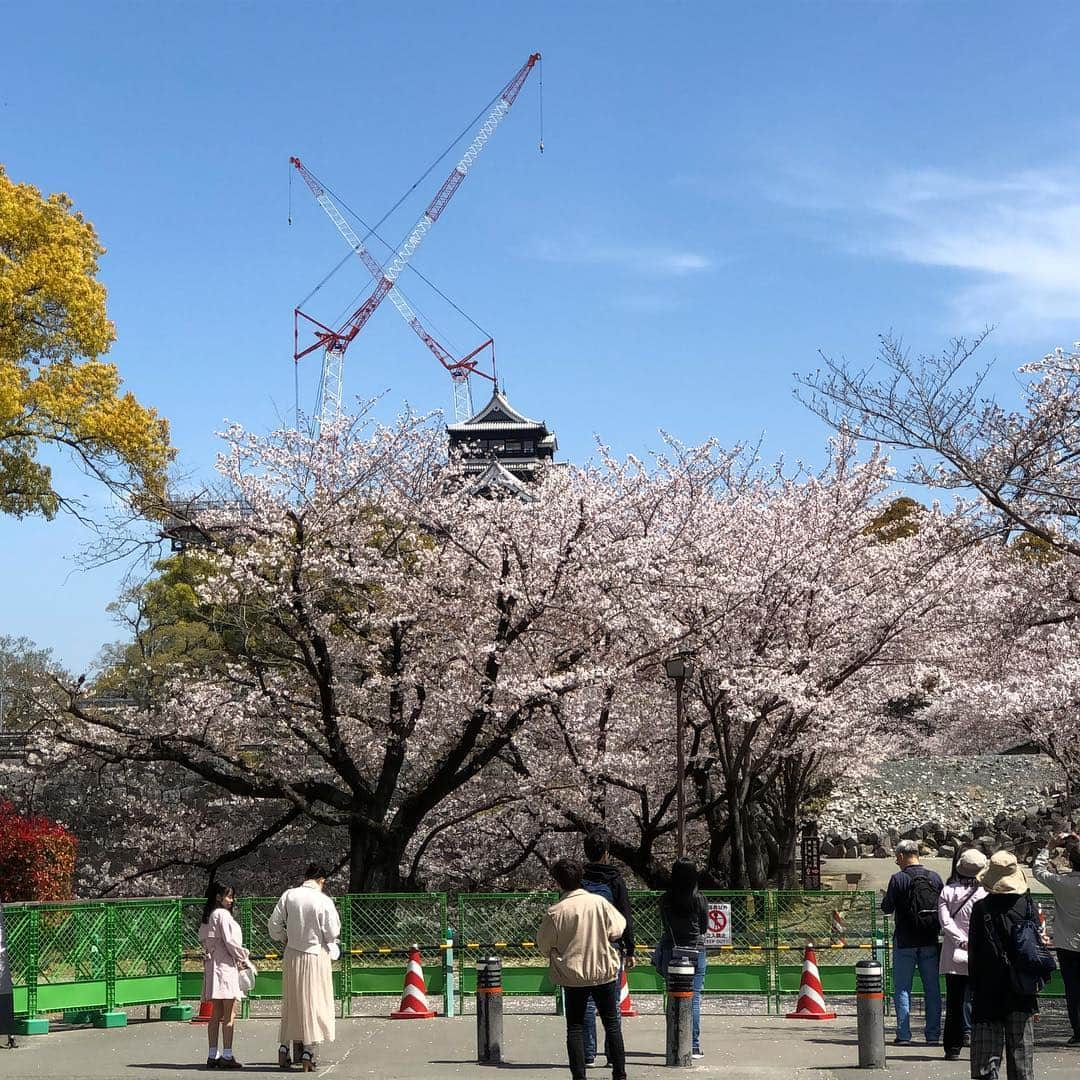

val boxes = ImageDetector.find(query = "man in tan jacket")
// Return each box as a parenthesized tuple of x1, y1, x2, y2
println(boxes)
(537, 858, 628, 1080)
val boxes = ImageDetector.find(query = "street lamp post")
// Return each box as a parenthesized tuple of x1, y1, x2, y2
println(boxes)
(664, 652, 696, 858)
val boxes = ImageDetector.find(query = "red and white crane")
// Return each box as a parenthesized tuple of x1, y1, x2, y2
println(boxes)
(293, 52, 540, 426)
(290, 156, 496, 421)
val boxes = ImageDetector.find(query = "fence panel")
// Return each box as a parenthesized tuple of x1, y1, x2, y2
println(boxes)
(32, 902, 109, 1015)
(3, 904, 35, 1016)
(626, 891, 775, 999)
(111, 899, 181, 1008)
(345, 893, 447, 1003)
(774, 890, 880, 1006)
(457, 891, 558, 997)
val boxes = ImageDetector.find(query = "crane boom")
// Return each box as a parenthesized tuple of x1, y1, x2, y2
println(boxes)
(293, 52, 540, 424)
(291, 156, 493, 377)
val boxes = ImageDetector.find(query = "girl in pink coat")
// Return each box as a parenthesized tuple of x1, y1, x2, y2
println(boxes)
(937, 847, 987, 1061)
(198, 882, 251, 1070)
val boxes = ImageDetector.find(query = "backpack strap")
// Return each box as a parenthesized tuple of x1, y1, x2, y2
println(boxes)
(946, 886, 978, 920)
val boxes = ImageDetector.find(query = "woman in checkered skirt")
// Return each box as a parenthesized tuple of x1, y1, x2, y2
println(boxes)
(967, 852, 1040, 1079)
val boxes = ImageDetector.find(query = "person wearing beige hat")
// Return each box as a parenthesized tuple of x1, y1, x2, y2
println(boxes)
(938, 847, 988, 1061)
(968, 850, 1039, 1079)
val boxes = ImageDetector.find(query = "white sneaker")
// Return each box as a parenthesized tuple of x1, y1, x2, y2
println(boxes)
(692, 1048, 704, 1059)
(585, 1060, 603, 1068)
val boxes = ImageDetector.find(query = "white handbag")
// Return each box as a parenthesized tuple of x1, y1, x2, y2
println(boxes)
(238, 962, 258, 993)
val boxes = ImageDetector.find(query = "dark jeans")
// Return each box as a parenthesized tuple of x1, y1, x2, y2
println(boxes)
(1059, 947, 1080, 1037)
(564, 981, 626, 1080)
(943, 973, 970, 1054)
(583, 961, 622, 1062)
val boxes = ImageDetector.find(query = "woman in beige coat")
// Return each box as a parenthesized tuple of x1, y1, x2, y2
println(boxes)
(268, 864, 341, 1072)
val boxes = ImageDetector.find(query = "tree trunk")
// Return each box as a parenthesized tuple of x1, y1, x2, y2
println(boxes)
(727, 785, 751, 889)
(347, 820, 407, 892)
(774, 819, 799, 890)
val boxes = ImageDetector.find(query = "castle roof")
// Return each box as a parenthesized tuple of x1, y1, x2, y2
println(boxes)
(447, 389, 547, 434)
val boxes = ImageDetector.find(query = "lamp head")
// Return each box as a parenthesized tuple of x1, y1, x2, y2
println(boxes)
(664, 652, 695, 681)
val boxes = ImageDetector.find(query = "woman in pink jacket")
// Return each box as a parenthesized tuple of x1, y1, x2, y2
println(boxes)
(937, 848, 987, 1062)
(198, 882, 251, 1070)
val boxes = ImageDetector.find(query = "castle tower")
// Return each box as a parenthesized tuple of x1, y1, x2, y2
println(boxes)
(446, 388, 557, 497)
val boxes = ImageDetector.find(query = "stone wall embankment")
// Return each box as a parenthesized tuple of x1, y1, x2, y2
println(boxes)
(819, 755, 1073, 864)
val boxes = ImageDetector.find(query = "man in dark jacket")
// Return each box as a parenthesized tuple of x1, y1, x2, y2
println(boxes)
(968, 851, 1039, 1080)
(581, 830, 635, 1069)
(880, 839, 944, 1045)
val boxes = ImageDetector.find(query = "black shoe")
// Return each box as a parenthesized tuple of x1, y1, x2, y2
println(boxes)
(206, 1059, 219, 1070)
(217, 1059, 243, 1070)
(278, 1045, 292, 1070)
(892, 1037, 912, 1046)
(944, 1051, 961, 1061)
(1067, 1034, 1080, 1046)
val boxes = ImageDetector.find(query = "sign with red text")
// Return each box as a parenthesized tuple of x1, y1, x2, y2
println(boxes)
(705, 902, 732, 947)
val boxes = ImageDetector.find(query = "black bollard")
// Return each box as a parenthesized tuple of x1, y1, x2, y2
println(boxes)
(476, 955, 503, 1065)
(665, 955, 695, 1067)
(855, 959, 886, 1069)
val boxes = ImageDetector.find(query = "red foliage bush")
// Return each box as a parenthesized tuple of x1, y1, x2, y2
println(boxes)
(0, 801, 77, 902)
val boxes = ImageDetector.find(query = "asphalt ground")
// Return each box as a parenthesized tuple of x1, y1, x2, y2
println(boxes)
(3, 1010, 1078, 1079)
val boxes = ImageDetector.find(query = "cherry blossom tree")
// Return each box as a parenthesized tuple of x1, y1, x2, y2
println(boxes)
(25, 409, 999, 895)
(800, 334, 1080, 833)
(40, 412, 675, 892)
(427, 439, 994, 889)
(798, 334, 1080, 556)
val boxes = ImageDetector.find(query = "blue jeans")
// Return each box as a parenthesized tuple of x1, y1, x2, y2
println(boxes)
(583, 965, 622, 1065)
(892, 945, 942, 1042)
(652, 945, 707, 1054)
(691, 947, 706, 1052)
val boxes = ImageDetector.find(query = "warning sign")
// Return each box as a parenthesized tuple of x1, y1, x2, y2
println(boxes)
(704, 902, 732, 947)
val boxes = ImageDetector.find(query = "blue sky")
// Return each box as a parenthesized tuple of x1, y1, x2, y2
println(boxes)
(5, 1, 1080, 672)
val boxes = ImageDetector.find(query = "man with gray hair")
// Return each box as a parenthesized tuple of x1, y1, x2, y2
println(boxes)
(881, 839, 944, 1045)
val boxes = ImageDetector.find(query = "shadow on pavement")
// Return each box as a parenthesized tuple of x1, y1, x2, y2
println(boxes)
(128, 1064, 285, 1073)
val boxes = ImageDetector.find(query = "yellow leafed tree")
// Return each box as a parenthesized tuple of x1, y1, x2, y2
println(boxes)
(0, 165, 172, 518)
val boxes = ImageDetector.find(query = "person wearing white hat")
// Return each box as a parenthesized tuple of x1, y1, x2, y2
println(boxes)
(938, 847, 988, 1061)
(968, 850, 1038, 1080)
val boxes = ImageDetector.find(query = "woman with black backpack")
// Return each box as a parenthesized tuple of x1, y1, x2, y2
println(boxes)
(968, 850, 1049, 1080)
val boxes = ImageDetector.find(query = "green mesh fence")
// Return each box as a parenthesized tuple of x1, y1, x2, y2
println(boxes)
(113, 900, 178, 979)
(347, 892, 446, 961)
(8, 885, 1063, 1027)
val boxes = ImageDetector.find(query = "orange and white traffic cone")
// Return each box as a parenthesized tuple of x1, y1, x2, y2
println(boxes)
(786, 944, 837, 1020)
(390, 945, 437, 1019)
(190, 1000, 214, 1024)
(618, 968, 637, 1018)
(830, 909, 847, 948)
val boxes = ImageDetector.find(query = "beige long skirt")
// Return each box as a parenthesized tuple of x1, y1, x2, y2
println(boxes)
(278, 949, 335, 1045)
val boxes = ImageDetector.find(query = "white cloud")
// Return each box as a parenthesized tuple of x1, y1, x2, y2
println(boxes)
(529, 234, 713, 278)
(781, 162, 1080, 337)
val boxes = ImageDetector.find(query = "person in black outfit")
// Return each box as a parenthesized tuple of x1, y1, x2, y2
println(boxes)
(657, 858, 708, 1058)
(581, 830, 635, 1068)
(968, 851, 1039, 1080)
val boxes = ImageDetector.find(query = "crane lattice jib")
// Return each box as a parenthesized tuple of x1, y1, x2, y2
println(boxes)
(291, 156, 457, 370)
(294, 51, 537, 425)
(338, 52, 540, 341)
